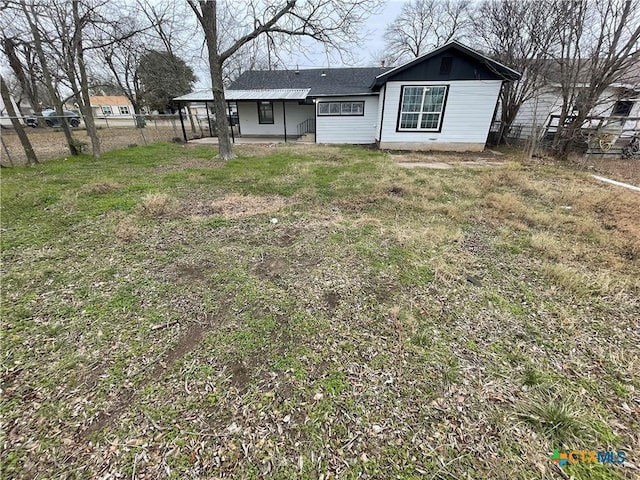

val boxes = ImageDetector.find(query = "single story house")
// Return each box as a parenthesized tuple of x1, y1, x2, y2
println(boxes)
(175, 41, 521, 151)
(89, 96, 135, 117)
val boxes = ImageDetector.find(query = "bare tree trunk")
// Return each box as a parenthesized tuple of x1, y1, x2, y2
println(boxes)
(72, 0, 101, 158)
(2, 38, 40, 113)
(200, 1, 235, 160)
(1, 74, 38, 165)
(21, 0, 79, 155)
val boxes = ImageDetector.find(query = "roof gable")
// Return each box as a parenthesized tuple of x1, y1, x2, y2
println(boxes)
(372, 41, 521, 88)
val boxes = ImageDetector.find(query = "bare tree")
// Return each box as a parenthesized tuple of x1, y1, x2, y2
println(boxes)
(19, 0, 81, 156)
(383, 0, 471, 63)
(1, 37, 43, 114)
(473, 0, 562, 144)
(188, 0, 381, 160)
(100, 34, 146, 114)
(553, 0, 640, 158)
(1, 73, 38, 165)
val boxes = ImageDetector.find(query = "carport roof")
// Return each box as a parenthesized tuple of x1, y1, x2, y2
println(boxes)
(174, 88, 311, 102)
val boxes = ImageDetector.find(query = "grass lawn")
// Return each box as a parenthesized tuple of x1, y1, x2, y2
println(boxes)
(1, 143, 638, 479)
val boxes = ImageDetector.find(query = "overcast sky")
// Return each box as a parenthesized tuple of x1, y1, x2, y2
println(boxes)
(192, 0, 405, 89)
(289, 0, 405, 68)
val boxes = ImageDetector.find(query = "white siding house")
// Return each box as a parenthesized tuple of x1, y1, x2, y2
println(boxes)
(378, 80, 502, 151)
(316, 96, 379, 144)
(237, 101, 314, 137)
(175, 41, 521, 151)
(513, 86, 640, 138)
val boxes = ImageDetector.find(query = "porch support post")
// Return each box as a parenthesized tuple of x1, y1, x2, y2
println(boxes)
(178, 104, 187, 143)
(227, 101, 235, 143)
(282, 100, 287, 142)
(206, 101, 213, 137)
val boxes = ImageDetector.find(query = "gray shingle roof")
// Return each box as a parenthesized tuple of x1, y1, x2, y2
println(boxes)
(228, 67, 391, 96)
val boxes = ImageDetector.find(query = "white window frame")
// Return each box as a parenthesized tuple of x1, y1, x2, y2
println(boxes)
(318, 101, 364, 116)
(101, 105, 113, 115)
(119, 105, 130, 115)
(397, 85, 448, 132)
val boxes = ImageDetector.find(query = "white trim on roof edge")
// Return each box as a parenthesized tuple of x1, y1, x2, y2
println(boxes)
(174, 88, 311, 102)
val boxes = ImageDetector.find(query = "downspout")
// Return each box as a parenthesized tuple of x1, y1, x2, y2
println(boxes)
(378, 85, 387, 145)
(314, 98, 317, 143)
(282, 100, 287, 142)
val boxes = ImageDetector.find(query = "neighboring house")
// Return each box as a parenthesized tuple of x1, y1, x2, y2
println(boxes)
(89, 96, 135, 117)
(511, 61, 640, 139)
(175, 41, 521, 151)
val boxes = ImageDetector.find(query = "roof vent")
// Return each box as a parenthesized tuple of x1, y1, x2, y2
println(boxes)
(321, 71, 326, 77)
(295, 64, 299, 74)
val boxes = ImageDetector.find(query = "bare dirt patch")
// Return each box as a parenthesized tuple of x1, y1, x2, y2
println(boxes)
(82, 321, 211, 437)
(252, 254, 288, 280)
(577, 157, 640, 184)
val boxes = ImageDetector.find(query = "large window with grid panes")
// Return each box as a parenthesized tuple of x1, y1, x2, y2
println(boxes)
(397, 85, 448, 132)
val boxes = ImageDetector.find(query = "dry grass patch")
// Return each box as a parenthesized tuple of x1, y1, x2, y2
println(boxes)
(114, 215, 140, 243)
(212, 193, 293, 219)
(540, 262, 632, 297)
(529, 231, 568, 260)
(141, 193, 176, 217)
(81, 181, 122, 195)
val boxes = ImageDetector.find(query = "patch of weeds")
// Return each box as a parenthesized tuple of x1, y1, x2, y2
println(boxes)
(464, 339, 479, 352)
(484, 291, 528, 317)
(610, 381, 631, 399)
(517, 393, 593, 445)
(202, 216, 229, 229)
(563, 462, 625, 479)
(439, 356, 461, 387)
(411, 329, 432, 347)
(272, 348, 310, 380)
(320, 371, 349, 396)
(521, 366, 555, 387)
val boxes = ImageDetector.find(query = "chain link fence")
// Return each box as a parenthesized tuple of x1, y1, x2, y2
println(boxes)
(488, 118, 640, 184)
(1, 113, 218, 166)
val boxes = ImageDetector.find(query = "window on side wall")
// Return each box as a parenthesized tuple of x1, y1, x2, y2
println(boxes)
(258, 101, 274, 124)
(397, 85, 448, 132)
(119, 105, 130, 115)
(102, 105, 112, 115)
(611, 100, 633, 117)
(317, 101, 364, 116)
